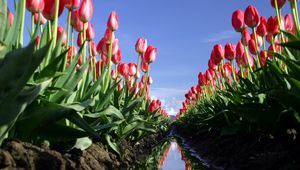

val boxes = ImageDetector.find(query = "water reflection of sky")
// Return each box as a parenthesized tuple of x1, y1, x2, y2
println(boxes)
(160, 142, 186, 170)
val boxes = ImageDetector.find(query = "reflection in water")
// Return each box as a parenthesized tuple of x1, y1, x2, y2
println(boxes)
(131, 138, 206, 170)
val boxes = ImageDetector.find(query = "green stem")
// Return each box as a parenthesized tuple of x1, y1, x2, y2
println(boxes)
(66, 10, 71, 49)
(18, 0, 26, 48)
(83, 22, 88, 63)
(230, 60, 237, 84)
(31, 13, 34, 36)
(274, 0, 286, 43)
(290, 1, 300, 35)
(104, 32, 114, 93)
(243, 44, 253, 74)
(52, 0, 60, 49)
(252, 27, 261, 68)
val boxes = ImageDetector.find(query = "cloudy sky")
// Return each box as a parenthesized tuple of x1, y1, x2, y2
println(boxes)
(7, 0, 296, 115)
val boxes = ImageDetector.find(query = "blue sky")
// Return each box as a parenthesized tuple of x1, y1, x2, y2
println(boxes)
(7, 0, 297, 115)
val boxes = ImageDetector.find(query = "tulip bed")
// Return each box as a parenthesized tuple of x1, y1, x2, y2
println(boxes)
(175, 0, 300, 140)
(0, 0, 170, 161)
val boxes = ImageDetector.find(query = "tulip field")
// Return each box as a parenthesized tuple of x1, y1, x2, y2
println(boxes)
(1, 0, 300, 169)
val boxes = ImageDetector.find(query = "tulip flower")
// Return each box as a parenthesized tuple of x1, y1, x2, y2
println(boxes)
(65, 0, 81, 10)
(112, 50, 121, 64)
(241, 52, 254, 68)
(236, 41, 244, 64)
(107, 11, 119, 31)
(285, 14, 294, 32)
(232, 9, 247, 32)
(225, 43, 236, 60)
(135, 38, 148, 54)
(248, 39, 257, 55)
(223, 62, 232, 79)
(104, 28, 115, 44)
(26, 0, 45, 13)
(208, 58, 218, 70)
(267, 16, 279, 35)
(7, 8, 14, 27)
(260, 50, 267, 66)
(213, 44, 224, 63)
(43, 0, 65, 21)
(271, 0, 286, 9)
(77, 32, 83, 46)
(198, 72, 207, 86)
(206, 69, 215, 85)
(241, 29, 251, 45)
(244, 5, 260, 28)
(86, 22, 95, 41)
(90, 41, 97, 56)
(96, 38, 106, 54)
(118, 63, 129, 77)
(112, 39, 119, 56)
(34, 13, 47, 25)
(128, 63, 137, 76)
(57, 26, 67, 46)
(71, 10, 84, 32)
(144, 45, 157, 63)
(257, 16, 267, 37)
(141, 61, 149, 73)
(67, 46, 78, 61)
(78, 0, 94, 22)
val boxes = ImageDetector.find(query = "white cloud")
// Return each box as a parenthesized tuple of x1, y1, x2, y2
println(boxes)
(200, 30, 237, 43)
(150, 88, 187, 116)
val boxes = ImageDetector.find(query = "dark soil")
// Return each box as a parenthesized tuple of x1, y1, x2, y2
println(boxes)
(0, 132, 166, 170)
(174, 126, 300, 170)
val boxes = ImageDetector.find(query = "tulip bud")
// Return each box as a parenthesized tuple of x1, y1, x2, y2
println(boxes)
(225, 43, 236, 60)
(144, 45, 157, 63)
(86, 22, 95, 41)
(141, 61, 149, 73)
(112, 39, 119, 56)
(267, 16, 279, 35)
(232, 9, 246, 32)
(7, 8, 14, 27)
(213, 44, 224, 63)
(206, 69, 214, 83)
(112, 50, 121, 64)
(248, 39, 257, 55)
(135, 38, 148, 54)
(111, 70, 117, 80)
(90, 41, 97, 56)
(271, 0, 286, 9)
(43, 0, 65, 21)
(118, 63, 129, 76)
(128, 63, 137, 76)
(34, 13, 47, 25)
(57, 26, 67, 46)
(71, 10, 84, 32)
(236, 41, 244, 65)
(77, 32, 83, 46)
(241, 52, 254, 68)
(147, 76, 153, 85)
(26, 0, 45, 13)
(208, 58, 218, 70)
(285, 13, 294, 32)
(107, 11, 119, 31)
(260, 50, 267, 66)
(244, 5, 260, 28)
(104, 28, 115, 44)
(241, 29, 251, 45)
(96, 38, 106, 54)
(79, 0, 94, 22)
(257, 16, 267, 37)
(65, 0, 81, 10)
(68, 46, 78, 60)
(198, 72, 207, 86)
(223, 62, 232, 79)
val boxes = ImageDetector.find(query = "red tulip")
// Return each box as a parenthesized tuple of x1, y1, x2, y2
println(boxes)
(65, 0, 80, 10)
(208, 58, 218, 70)
(71, 10, 84, 32)
(241, 29, 251, 45)
(78, 0, 94, 22)
(7, 8, 14, 27)
(236, 41, 244, 65)
(118, 63, 129, 76)
(271, 0, 286, 9)
(285, 14, 294, 32)
(77, 32, 83, 46)
(34, 13, 47, 25)
(257, 16, 267, 37)
(141, 61, 149, 73)
(104, 28, 115, 44)
(225, 43, 236, 60)
(241, 52, 254, 68)
(148, 100, 158, 113)
(112, 50, 121, 64)
(107, 11, 119, 31)
(128, 63, 137, 76)
(244, 5, 260, 28)
(198, 72, 207, 86)
(267, 16, 279, 35)
(43, 0, 65, 21)
(67, 46, 78, 60)
(95, 61, 101, 79)
(112, 39, 119, 56)
(135, 38, 148, 53)
(86, 22, 95, 41)
(223, 62, 232, 78)
(260, 50, 267, 66)
(213, 44, 224, 63)
(248, 39, 257, 55)
(90, 41, 97, 56)
(205, 69, 214, 82)
(144, 45, 157, 63)
(26, 0, 45, 13)
(57, 26, 67, 46)
(232, 9, 246, 32)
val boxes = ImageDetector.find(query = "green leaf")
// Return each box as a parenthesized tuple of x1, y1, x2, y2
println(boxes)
(85, 105, 124, 120)
(73, 137, 92, 150)
(105, 134, 120, 155)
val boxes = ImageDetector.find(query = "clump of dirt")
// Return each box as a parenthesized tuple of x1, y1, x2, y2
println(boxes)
(0, 131, 167, 170)
(174, 126, 300, 169)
